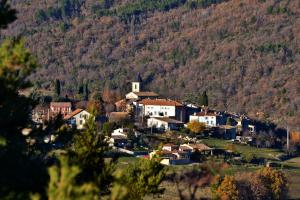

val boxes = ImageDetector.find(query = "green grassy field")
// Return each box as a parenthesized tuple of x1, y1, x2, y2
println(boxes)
(282, 157, 300, 199)
(202, 138, 283, 159)
(115, 139, 300, 199)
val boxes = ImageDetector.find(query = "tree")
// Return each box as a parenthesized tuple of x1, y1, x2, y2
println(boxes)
(216, 175, 238, 200)
(187, 121, 206, 134)
(234, 168, 288, 200)
(70, 114, 115, 193)
(87, 100, 105, 116)
(199, 91, 208, 107)
(102, 122, 115, 136)
(235, 172, 270, 200)
(0, 5, 48, 198)
(55, 79, 61, 97)
(112, 159, 166, 200)
(258, 167, 288, 200)
(47, 156, 98, 200)
(78, 83, 84, 94)
(0, 0, 16, 29)
(84, 83, 89, 101)
(170, 162, 225, 200)
(0, 39, 38, 130)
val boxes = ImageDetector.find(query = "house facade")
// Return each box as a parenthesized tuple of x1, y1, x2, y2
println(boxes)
(179, 143, 213, 155)
(32, 104, 50, 124)
(189, 111, 223, 127)
(139, 99, 185, 121)
(147, 117, 184, 131)
(50, 102, 72, 117)
(64, 109, 91, 129)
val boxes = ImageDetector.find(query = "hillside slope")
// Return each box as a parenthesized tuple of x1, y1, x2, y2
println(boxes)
(3, 0, 300, 127)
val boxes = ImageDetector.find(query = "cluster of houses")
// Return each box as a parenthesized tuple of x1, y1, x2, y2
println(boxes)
(150, 143, 213, 165)
(32, 75, 257, 139)
(30, 75, 257, 165)
(113, 75, 256, 139)
(32, 101, 92, 130)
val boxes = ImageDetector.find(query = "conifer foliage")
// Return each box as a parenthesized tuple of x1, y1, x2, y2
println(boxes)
(47, 156, 99, 200)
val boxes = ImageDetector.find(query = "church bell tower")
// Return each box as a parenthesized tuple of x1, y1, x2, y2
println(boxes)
(132, 73, 142, 92)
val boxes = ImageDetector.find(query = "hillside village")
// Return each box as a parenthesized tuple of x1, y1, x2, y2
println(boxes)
(30, 75, 291, 166)
(2, 0, 300, 199)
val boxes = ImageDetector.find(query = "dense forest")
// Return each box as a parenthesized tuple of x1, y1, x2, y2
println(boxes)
(2, 0, 300, 128)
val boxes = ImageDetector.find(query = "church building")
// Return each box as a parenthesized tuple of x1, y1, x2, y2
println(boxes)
(125, 74, 159, 100)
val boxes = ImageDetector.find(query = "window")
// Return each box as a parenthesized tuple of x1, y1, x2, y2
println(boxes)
(79, 120, 83, 125)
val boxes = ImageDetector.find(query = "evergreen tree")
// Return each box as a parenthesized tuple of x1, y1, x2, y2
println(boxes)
(0, 4, 48, 198)
(55, 79, 61, 97)
(47, 156, 99, 200)
(199, 91, 208, 107)
(84, 83, 89, 101)
(78, 84, 84, 94)
(112, 159, 166, 200)
(0, 0, 16, 29)
(69, 112, 115, 193)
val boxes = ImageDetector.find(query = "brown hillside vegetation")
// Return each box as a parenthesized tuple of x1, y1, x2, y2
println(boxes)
(2, 0, 300, 128)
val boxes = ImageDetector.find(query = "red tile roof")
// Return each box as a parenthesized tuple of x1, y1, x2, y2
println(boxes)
(139, 99, 182, 106)
(64, 109, 84, 120)
(183, 143, 212, 151)
(133, 92, 159, 97)
(153, 117, 184, 124)
(50, 102, 72, 107)
(194, 111, 217, 117)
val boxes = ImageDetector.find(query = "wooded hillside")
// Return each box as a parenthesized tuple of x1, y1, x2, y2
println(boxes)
(3, 0, 300, 127)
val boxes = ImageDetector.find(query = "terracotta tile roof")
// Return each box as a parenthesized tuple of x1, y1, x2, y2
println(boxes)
(187, 143, 212, 151)
(64, 109, 83, 120)
(50, 102, 72, 107)
(179, 145, 192, 151)
(139, 99, 182, 106)
(153, 117, 183, 124)
(133, 92, 159, 97)
(115, 99, 126, 106)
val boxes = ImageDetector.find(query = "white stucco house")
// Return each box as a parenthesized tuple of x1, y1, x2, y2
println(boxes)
(138, 99, 185, 121)
(189, 111, 223, 127)
(147, 117, 184, 131)
(64, 109, 92, 130)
